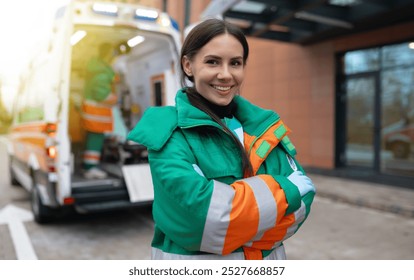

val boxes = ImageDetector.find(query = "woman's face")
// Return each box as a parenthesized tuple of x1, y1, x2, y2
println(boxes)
(182, 33, 245, 106)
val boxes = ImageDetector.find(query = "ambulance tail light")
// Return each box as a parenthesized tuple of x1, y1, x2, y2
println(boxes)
(45, 129, 57, 172)
(46, 146, 57, 172)
(63, 197, 75, 205)
(46, 146, 57, 159)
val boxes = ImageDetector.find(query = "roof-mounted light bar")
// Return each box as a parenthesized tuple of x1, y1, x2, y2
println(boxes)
(135, 8, 158, 21)
(92, 3, 119, 17)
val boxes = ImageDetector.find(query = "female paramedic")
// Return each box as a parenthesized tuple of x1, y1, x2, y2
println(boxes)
(127, 18, 316, 260)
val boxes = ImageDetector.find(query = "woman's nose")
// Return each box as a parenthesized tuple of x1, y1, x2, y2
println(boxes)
(217, 65, 231, 80)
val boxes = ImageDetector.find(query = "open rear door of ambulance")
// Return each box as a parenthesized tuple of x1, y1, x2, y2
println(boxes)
(48, 2, 75, 206)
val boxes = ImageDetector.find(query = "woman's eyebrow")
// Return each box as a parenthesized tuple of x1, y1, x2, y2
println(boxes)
(231, 56, 243, 60)
(203, 55, 243, 60)
(203, 55, 221, 60)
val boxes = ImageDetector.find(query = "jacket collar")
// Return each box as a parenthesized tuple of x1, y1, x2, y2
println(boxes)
(175, 89, 280, 136)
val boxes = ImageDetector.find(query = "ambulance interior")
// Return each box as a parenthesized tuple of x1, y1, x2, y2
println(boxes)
(69, 24, 179, 179)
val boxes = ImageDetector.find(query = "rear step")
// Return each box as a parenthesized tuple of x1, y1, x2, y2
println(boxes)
(71, 176, 132, 213)
(74, 200, 152, 213)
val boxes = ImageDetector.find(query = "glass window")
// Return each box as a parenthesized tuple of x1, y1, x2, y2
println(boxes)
(381, 67, 414, 175)
(342, 40, 414, 178)
(382, 42, 414, 68)
(344, 48, 380, 74)
(345, 76, 375, 167)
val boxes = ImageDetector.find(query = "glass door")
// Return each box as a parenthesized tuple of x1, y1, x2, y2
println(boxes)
(338, 41, 414, 179)
(345, 74, 378, 168)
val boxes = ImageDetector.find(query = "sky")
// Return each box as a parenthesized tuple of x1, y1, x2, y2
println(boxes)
(0, 0, 69, 110)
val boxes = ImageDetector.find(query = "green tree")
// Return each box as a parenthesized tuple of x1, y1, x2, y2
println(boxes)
(0, 83, 12, 134)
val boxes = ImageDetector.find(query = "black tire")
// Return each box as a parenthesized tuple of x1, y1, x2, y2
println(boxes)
(31, 177, 55, 224)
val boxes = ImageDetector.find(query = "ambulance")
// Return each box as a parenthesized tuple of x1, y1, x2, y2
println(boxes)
(7, 0, 181, 223)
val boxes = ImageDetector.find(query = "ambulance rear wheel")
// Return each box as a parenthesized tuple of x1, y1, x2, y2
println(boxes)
(31, 178, 55, 224)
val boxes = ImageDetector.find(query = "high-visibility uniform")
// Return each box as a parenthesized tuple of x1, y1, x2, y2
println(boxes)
(127, 89, 315, 260)
(81, 57, 117, 170)
(81, 93, 117, 133)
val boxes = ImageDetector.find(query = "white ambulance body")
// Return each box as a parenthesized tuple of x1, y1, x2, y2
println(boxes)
(7, 1, 181, 223)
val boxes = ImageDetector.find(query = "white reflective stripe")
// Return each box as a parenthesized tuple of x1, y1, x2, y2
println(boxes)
(83, 99, 113, 108)
(242, 176, 277, 247)
(273, 201, 307, 248)
(200, 180, 235, 254)
(264, 244, 286, 260)
(272, 241, 282, 249)
(83, 150, 101, 164)
(286, 201, 307, 237)
(82, 113, 112, 123)
(151, 245, 286, 260)
(84, 150, 101, 157)
(152, 247, 244, 260)
(83, 158, 99, 164)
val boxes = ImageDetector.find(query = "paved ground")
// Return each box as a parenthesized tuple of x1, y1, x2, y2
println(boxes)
(282, 173, 414, 260)
(310, 173, 414, 218)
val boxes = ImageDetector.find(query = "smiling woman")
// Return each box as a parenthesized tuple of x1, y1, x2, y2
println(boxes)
(127, 18, 316, 260)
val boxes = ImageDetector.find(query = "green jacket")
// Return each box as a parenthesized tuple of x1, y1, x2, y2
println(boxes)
(127, 89, 315, 259)
(84, 57, 115, 102)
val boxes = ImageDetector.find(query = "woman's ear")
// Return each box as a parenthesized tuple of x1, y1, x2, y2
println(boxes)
(182, 56, 193, 77)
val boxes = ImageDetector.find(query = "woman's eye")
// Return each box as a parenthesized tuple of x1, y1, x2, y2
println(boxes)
(231, 60, 243, 66)
(206, 60, 219, 65)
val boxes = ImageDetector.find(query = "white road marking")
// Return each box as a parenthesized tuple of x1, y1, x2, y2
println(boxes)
(0, 204, 38, 260)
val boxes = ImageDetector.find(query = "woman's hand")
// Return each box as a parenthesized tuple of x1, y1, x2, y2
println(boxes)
(287, 171, 315, 197)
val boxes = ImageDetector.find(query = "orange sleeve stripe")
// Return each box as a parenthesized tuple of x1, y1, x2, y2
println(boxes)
(82, 119, 113, 133)
(250, 213, 296, 250)
(243, 132, 255, 150)
(82, 103, 112, 116)
(245, 121, 291, 175)
(222, 181, 259, 255)
(83, 154, 100, 161)
(243, 247, 263, 260)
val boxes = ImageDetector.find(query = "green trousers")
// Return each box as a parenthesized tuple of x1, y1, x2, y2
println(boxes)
(83, 132, 105, 170)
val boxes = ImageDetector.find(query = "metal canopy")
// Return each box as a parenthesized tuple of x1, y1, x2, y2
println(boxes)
(203, 0, 414, 45)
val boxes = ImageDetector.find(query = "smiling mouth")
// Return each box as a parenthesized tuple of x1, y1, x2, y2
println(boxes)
(212, 85, 232, 92)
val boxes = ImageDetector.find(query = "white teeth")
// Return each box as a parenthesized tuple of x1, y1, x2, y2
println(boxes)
(213, 85, 231, 91)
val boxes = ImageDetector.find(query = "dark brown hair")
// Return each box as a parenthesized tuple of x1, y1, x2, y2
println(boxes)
(180, 18, 253, 177)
